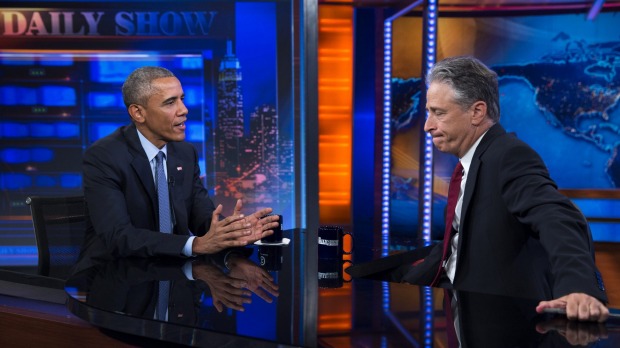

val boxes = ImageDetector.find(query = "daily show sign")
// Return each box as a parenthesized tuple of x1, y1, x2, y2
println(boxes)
(0, 4, 234, 38)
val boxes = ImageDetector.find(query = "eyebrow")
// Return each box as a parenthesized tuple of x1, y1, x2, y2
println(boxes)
(161, 94, 184, 105)
(426, 106, 445, 113)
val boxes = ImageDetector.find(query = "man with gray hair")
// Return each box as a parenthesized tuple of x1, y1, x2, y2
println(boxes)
(78, 66, 279, 264)
(403, 56, 608, 322)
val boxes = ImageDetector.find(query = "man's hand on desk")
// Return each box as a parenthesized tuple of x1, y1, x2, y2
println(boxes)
(192, 261, 252, 312)
(227, 254, 279, 303)
(536, 293, 609, 322)
(192, 201, 280, 255)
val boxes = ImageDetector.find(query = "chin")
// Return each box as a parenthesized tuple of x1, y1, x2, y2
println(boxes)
(432, 141, 445, 151)
(165, 136, 185, 143)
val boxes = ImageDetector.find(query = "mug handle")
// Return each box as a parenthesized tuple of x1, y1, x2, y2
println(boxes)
(342, 260, 353, 283)
(343, 232, 354, 255)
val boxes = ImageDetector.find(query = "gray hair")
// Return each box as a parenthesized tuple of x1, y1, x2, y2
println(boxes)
(426, 56, 500, 122)
(122, 66, 176, 108)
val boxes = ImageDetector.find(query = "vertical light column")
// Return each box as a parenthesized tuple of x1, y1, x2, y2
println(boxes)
(421, 1, 437, 249)
(381, 20, 393, 260)
(421, 1, 438, 347)
(317, 4, 354, 336)
(318, 6, 353, 225)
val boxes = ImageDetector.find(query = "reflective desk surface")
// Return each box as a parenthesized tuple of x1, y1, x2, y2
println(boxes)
(62, 229, 620, 348)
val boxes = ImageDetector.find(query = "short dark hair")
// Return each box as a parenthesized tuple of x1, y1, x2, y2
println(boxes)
(426, 56, 500, 122)
(121, 66, 176, 108)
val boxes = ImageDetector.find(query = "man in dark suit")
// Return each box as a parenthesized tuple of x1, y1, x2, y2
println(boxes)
(78, 66, 279, 264)
(403, 56, 608, 322)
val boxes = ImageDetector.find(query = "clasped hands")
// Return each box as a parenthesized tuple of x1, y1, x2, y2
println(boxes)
(192, 199, 280, 255)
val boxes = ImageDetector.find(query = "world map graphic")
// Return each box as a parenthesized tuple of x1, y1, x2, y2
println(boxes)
(391, 38, 620, 189)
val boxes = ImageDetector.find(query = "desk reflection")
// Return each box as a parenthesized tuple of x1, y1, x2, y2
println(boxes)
(448, 289, 615, 348)
(66, 249, 291, 345)
(65, 229, 313, 348)
(73, 251, 280, 323)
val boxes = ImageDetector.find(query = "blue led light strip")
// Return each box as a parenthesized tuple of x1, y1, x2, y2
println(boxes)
(422, 2, 437, 347)
(381, 18, 392, 260)
(422, 1, 436, 247)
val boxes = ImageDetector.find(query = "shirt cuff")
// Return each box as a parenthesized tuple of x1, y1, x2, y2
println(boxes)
(182, 236, 196, 257)
(182, 260, 195, 280)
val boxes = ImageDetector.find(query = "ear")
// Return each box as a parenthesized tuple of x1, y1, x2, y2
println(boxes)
(470, 101, 487, 126)
(128, 104, 145, 124)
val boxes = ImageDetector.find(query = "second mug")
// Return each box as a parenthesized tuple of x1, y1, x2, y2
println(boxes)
(318, 225, 353, 260)
(261, 214, 283, 244)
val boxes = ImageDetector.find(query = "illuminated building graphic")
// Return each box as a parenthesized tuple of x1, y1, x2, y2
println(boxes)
(216, 40, 244, 177)
(212, 41, 292, 211)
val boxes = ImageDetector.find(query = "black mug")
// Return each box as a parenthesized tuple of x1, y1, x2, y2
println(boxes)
(261, 214, 283, 244)
(318, 225, 353, 260)
(258, 245, 282, 271)
(318, 258, 352, 288)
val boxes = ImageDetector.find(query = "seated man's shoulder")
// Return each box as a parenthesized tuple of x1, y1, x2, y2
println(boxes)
(85, 126, 129, 158)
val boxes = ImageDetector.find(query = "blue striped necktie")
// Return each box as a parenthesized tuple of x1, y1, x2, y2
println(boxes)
(155, 151, 172, 234)
(155, 151, 171, 320)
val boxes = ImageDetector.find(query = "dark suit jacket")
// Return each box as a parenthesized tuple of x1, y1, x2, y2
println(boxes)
(404, 123, 607, 303)
(78, 123, 216, 264)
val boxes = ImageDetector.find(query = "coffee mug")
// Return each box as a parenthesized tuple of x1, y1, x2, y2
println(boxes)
(258, 245, 283, 272)
(318, 258, 352, 288)
(261, 214, 283, 244)
(318, 225, 353, 260)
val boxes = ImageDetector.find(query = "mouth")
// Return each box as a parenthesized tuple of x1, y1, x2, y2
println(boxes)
(173, 120, 186, 130)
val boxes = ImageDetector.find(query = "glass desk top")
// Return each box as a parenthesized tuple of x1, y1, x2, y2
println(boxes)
(63, 228, 620, 347)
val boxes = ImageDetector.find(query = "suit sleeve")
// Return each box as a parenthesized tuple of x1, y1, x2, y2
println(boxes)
(497, 143, 607, 303)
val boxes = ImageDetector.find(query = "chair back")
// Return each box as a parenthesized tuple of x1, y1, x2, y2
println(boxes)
(26, 195, 86, 279)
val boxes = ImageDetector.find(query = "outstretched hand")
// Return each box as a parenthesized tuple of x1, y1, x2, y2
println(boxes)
(536, 293, 609, 322)
(191, 200, 280, 255)
(231, 199, 280, 244)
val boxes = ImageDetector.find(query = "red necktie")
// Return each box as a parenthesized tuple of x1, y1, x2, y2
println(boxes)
(431, 161, 464, 286)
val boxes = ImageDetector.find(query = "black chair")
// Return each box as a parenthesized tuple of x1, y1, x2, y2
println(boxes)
(26, 195, 86, 279)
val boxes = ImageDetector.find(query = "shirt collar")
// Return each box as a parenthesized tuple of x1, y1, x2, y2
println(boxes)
(136, 128, 167, 162)
(459, 130, 489, 175)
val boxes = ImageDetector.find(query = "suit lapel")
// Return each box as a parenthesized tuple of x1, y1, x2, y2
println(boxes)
(124, 124, 158, 207)
(456, 124, 507, 269)
(460, 123, 506, 228)
(166, 143, 187, 233)
(166, 143, 186, 188)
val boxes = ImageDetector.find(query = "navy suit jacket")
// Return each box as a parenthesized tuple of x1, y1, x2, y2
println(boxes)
(404, 123, 607, 303)
(78, 123, 216, 264)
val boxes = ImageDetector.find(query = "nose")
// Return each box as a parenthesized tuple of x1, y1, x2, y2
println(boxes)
(177, 99, 188, 116)
(424, 114, 434, 133)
